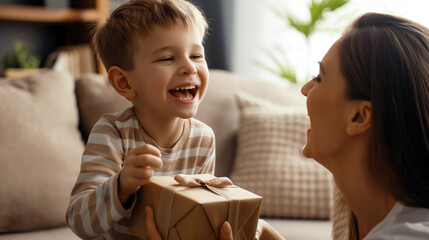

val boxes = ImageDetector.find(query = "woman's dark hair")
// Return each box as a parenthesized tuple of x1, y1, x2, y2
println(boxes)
(338, 12, 429, 239)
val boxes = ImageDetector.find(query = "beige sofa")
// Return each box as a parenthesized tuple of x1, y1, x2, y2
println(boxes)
(0, 70, 332, 239)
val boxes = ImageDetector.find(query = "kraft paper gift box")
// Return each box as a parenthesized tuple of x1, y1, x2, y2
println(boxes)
(129, 174, 262, 240)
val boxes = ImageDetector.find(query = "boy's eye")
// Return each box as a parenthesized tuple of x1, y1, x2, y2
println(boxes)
(159, 57, 173, 62)
(190, 55, 203, 59)
(312, 74, 322, 82)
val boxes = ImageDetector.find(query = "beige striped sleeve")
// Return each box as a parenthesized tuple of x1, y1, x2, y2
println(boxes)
(66, 115, 134, 239)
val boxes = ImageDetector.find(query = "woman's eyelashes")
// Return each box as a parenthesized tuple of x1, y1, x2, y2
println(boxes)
(312, 74, 322, 82)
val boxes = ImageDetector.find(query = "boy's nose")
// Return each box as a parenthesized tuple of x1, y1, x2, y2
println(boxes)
(301, 80, 315, 97)
(179, 60, 197, 76)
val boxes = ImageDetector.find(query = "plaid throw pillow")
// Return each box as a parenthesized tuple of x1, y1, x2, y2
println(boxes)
(230, 91, 333, 219)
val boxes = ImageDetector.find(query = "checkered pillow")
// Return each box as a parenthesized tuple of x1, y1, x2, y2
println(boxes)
(230, 91, 333, 219)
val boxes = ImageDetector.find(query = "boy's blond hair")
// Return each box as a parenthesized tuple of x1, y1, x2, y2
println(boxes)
(93, 0, 208, 71)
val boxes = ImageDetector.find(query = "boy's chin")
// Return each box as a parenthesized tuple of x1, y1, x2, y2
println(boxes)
(177, 111, 198, 119)
(179, 115, 195, 119)
(178, 105, 201, 119)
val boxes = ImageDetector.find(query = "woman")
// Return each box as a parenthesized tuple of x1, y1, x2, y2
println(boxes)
(146, 12, 429, 240)
(311, 12, 429, 239)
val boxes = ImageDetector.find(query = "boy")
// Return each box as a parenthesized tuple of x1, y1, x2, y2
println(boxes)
(66, 0, 215, 239)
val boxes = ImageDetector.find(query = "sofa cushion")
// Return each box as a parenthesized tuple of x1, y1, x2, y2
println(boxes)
(229, 91, 333, 219)
(0, 70, 84, 232)
(75, 73, 131, 141)
(195, 70, 305, 176)
(0, 227, 80, 240)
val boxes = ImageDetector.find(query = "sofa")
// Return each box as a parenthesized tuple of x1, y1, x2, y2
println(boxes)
(0, 69, 332, 239)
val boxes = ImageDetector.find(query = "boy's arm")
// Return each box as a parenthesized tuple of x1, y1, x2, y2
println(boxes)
(66, 118, 133, 239)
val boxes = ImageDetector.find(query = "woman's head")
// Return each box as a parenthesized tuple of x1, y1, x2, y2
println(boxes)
(338, 13, 429, 207)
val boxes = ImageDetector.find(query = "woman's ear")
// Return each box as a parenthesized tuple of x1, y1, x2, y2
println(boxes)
(346, 101, 372, 136)
(108, 66, 136, 100)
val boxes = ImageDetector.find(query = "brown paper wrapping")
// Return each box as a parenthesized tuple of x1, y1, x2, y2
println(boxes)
(129, 174, 262, 240)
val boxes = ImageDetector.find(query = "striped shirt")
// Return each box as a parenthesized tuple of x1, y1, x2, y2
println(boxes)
(66, 107, 215, 239)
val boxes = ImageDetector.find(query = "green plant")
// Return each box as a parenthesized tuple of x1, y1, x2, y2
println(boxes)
(282, 0, 350, 39)
(255, 45, 297, 84)
(260, 0, 350, 84)
(2, 40, 40, 69)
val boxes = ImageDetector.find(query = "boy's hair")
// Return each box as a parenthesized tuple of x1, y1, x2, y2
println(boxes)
(93, 0, 208, 71)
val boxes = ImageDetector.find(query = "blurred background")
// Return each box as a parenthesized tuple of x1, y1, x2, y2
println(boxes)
(1, 0, 428, 84)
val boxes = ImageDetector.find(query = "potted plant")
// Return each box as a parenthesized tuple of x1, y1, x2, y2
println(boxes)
(2, 40, 42, 78)
(257, 0, 351, 84)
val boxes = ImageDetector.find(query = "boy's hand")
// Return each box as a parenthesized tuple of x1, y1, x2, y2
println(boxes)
(118, 144, 163, 206)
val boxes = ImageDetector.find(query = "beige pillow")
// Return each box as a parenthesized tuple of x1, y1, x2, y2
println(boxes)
(230, 91, 333, 219)
(75, 73, 131, 140)
(0, 70, 85, 232)
(196, 70, 306, 177)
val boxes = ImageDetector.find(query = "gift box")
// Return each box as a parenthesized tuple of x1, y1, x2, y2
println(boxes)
(130, 174, 262, 240)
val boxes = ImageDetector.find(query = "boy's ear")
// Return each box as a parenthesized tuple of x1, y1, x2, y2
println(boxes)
(346, 100, 372, 136)
(107, 66, 136, 100)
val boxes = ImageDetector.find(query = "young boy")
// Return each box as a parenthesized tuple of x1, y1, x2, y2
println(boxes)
(66, 0, 215, 239)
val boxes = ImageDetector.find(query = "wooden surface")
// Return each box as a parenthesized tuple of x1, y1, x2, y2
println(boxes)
(0, 4, 101, 23)
(0, 2, 109, 74)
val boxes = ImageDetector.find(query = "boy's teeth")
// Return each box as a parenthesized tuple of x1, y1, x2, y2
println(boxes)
(174, 86, 196, 90)
(179, 96, 193, 100)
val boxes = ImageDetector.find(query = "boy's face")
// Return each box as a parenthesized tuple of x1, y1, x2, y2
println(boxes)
(125, 24, 208, 120)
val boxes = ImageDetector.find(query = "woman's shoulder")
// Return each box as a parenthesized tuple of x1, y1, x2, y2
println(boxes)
(365, 202, 429, 240)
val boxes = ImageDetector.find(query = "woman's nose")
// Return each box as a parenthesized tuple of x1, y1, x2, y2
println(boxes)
(301, 80, 315, 97)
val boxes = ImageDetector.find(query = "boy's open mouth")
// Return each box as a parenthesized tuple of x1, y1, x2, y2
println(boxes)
(169, 85, 199, 100)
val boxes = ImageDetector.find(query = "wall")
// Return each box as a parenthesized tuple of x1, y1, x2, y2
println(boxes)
(229, 0, 429, 85)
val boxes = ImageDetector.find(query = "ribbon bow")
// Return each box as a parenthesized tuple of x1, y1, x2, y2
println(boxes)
(174, 174, 234, 188)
